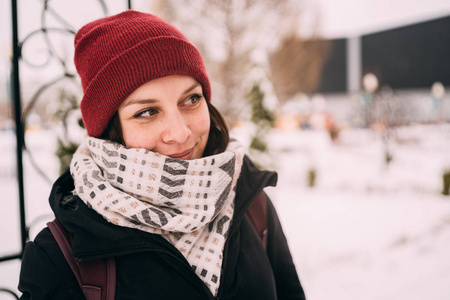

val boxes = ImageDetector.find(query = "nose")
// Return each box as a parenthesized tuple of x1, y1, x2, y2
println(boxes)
(161, 111, 190, 144)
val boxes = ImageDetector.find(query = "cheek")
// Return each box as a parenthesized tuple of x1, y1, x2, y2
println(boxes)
(121, 122, 158, 150)
(193, 107, 211, 139)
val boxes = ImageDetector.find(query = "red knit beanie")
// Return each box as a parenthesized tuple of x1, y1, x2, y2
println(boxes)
(74, 10, 211, 137)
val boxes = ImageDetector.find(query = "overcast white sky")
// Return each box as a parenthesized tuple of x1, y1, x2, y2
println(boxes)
(314, 0, 450, 37)
(2, 0, 450, 39)
(1, 0, 450, 79)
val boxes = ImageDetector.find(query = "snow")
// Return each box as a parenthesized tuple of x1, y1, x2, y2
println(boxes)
(1, 124, 450, 299)
(264, 125, 450, 300)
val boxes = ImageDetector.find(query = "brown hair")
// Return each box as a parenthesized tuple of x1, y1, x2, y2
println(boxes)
(99, 101, 229, 157)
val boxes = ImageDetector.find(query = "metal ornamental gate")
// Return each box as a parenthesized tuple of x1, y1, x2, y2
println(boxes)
(1, 0, 132, 297)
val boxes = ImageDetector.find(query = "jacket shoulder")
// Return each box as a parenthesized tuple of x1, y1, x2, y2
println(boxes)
(18, 227, 83, 300)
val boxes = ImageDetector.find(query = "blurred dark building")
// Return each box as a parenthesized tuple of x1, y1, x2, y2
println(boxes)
(316, 15, 450, 93)
(316, 38, 347, 93)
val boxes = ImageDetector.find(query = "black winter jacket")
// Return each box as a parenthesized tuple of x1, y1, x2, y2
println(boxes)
(18, 156, 306, 299)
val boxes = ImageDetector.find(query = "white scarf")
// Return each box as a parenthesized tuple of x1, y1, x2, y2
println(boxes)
(70, 137, 245, 295)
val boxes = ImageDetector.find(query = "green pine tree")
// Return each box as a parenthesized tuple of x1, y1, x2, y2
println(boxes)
(247, 83, 275, 169)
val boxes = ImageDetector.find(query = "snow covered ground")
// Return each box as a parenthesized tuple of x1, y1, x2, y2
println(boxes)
(264, 125, 450, 300)
(1, 124, 450, 299)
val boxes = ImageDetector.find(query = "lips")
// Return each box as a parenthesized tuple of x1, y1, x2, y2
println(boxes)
(168, 148, 194, 160)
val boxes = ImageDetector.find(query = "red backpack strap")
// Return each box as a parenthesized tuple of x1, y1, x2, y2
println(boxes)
(246, 192, 268, 250)
(78, 258, 116, 300)
(47, 219, 116, 300)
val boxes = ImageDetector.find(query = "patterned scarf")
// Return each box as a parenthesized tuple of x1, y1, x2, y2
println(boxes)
(70, 137, 244, 295)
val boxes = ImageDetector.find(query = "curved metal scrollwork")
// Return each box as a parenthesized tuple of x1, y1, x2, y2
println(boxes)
(0, 289, 20, 300)
(0, 0, 132, 279)
(20, 0, 109, 184)
(2, 1, 132, 294)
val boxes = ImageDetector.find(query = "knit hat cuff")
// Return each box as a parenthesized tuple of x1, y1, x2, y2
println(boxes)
(80, 36, 211, 137)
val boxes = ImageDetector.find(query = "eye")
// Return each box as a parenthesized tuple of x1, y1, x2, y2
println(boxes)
(184, 94, 203, 106)
(134, 108, 158, 118)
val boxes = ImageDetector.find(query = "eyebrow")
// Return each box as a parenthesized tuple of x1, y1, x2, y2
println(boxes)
(122, 82, 201, 107)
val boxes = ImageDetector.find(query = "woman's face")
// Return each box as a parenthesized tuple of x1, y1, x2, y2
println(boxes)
(118, 75, 210, 160)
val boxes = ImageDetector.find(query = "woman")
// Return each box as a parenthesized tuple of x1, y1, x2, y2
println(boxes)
(18, 10, 306, 300)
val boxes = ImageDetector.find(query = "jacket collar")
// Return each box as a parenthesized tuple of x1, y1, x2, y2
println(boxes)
(231, 156, 277, 232)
